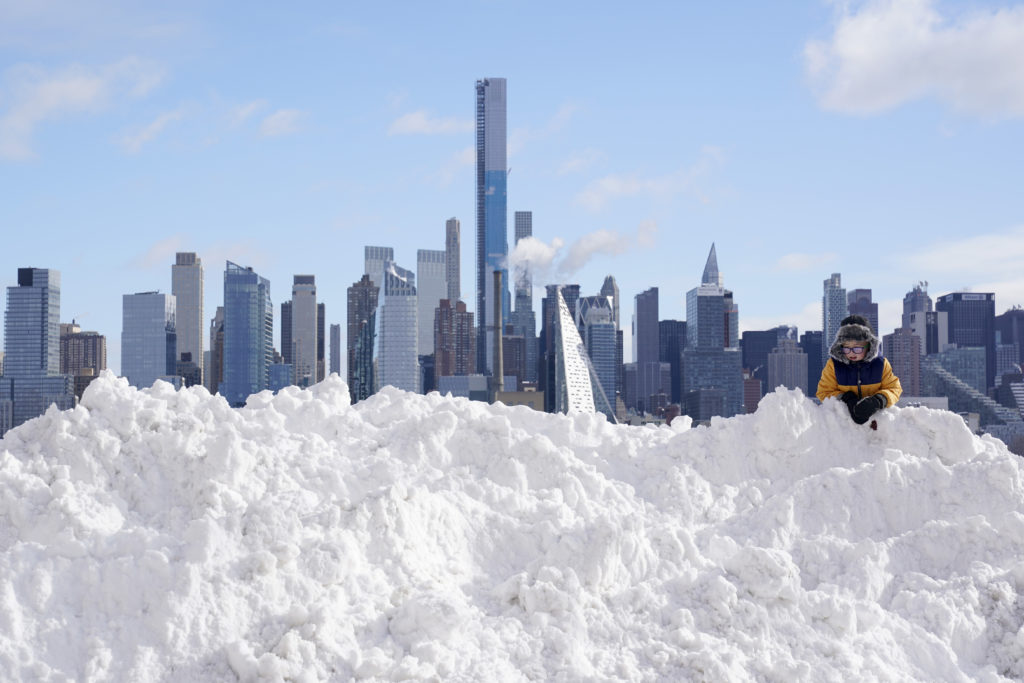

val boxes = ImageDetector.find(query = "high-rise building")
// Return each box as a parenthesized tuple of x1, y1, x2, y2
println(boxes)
(476, 77, 509, 375)
(207, 307, 224, 394)
(577, 295, 617, 411)
(364, 246, 394, 291)
(375, 262, 418, 393)
(435, 299, 475, 378)
(121, 292, 177, 389)
(171, 252, 204, 384)
(446, 218, 460, 302)
(996, 307, 1024, 369)
(822, 273, 847, 366)
(511, 211, 537, 384)
(347, 274, 379, 403)
(317, 302, 325, 383)
(936, 292, 996, 390)
(659, 320, 686, 404)
(682, 246, 743, 420)
(902, 283, 933, 327)
(847, 289, 879, 341)
(220, 262, 273, 408)
(600, 275, 622, 401)
(884, 327, 922, 396)
(60, 321, 106, 399)
(551, 287, 615, 422)
(329, 323, 341, 376)
(289, 275, 318, 388)
(800, 330, 824, 398)
(0, 268, 75, 436)
(766, 338, 808, 394)
(417, 250, 447, 358)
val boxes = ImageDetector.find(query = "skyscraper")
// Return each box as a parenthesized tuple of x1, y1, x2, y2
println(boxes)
(375, 262, 418, 393)
(512, 211, 537, 384)
(822, 273, 847, 366)
(207, 306, 224, 394)
(937, 292, 996, 390)
(996, 307, 1024, 369)
(476, 77, 509, 375)
(220, 262, 273, 408)
(347, 274, 379, 403)
(417, 250, 447, 358)
(435, 299, 475, 378)
(884, 327, 922, 396)
(446, 218, 460, 302)
(903, 283, 933, 327)
(0, 268, 75, 436)
(631, 287, 662, 414)
(578, 296, 617, 412)
(847, 289, 879, 341)
(601, 275, 622, 403)
(121, 292, 177, 389)
(172, 252, 204, 384)
(660, 320, 686, 404)
(290, 275, 318, 388)
(60, 322, 107, 399)
(682, 246, 743, 420)
(766, 339, 808, 394)
(364, 246, 394, 290)
(329, 323, 341, 377)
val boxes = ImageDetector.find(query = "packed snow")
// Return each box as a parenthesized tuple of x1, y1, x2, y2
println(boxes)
(2, 371, 1024, 681)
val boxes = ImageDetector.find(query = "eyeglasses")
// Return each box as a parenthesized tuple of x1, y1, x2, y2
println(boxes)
(841, 346, 865, 355)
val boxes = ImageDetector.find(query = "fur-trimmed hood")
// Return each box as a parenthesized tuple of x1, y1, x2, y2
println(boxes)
(829, 315, 880, 364)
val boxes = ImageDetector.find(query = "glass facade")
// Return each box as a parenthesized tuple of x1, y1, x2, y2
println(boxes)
(171, 252, 204, 384)
(822, 273, 846, 365)
(476, 77, 509, 374)
(1, 268, 74, 436)
(220, 262, 273, 407)
(291, 275, 318, 388)
(375, 262, 418, 393)
(937, 292, 996, 390)
(416, 250, 447, 358)
(121, 292, 177, 389)
(347, 274, 379, 403)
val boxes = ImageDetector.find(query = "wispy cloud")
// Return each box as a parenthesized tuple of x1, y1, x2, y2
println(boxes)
(575, 146, 725, 212)
(230, 99, 268, 127)
(435, 145, 475, 187)
(259, 108, 302, 137)
(129, 235, 186, 270)
(774, 252, 838, 272)
(119, 107, 185, 153)
(0, 57, 163, 160)
(904, 225, 1024, 280)
(804, 0, 1024, 117)
(388, 110, 473, 135)
(558, 148, 604, 175)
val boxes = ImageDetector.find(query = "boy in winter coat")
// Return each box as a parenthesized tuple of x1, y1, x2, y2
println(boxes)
(816, 314, 902, 424)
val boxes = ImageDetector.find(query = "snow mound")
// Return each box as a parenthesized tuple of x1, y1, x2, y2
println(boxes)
(3, 371, 1024, 681)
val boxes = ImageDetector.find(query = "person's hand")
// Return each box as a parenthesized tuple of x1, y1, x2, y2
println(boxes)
(852, 395, 886, 425)
(840, 391, 858, 406)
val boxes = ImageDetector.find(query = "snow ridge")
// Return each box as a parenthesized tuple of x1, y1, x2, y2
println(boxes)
(2, 371, 1024, 681)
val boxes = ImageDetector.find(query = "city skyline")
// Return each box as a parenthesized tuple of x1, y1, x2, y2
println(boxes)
(3, 2, 1024, 374)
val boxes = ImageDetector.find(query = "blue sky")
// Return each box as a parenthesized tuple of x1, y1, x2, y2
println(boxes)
(3, 0, 1023, 375)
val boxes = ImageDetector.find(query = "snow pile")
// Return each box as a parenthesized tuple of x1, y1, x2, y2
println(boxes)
(3, 372, 1024, 681)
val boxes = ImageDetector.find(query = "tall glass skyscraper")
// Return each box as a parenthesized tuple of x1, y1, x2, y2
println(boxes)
(416, 250, 447, 358)
(0, 268, 75, 436)
(822, 273, 847, 365)
(347, 274, 379, 403)
(171, 252, 204, 384)
(289, 275, 318, 388)
(220, 261, 273, 407)
(476, 77, 509, 375)
(937, 291, 997, 390)
(446, 218, 461, 302)
(375, 262, 418, 393)
(512, 211, 537, 383)
(121, 291, 177, 389)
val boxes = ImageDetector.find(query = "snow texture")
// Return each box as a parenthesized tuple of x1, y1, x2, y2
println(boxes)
(2, 371, 1024, 681)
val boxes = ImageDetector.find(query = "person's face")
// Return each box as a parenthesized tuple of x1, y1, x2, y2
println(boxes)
(841, 343, 866, 362)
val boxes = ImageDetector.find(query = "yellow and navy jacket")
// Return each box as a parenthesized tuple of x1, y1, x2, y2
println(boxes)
(816, 356, 902, 407)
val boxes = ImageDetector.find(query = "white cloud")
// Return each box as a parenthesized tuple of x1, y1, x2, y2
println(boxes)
(435, 145, 475, 187)
(0, 57, 162, 159)
(557, 148, 604, 175)
(231, 99, 268, 127)
(575, 146, 725, 212)
(130, 235, 186, 270)
(388, 110, 472, 135)
(805, 0, 1024, 117)
(774, 252, 838, 272)
(260, 109, 302, 137)
(119, 107, 184, 153)
(741, 300, 822, 336)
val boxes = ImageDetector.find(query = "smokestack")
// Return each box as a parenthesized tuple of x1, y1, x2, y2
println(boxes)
(492, 269, 504, 400)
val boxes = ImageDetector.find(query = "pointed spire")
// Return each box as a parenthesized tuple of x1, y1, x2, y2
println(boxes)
(701, 243, 722, 286)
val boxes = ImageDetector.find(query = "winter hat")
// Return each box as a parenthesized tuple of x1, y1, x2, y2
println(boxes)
(829, 314, 879, 363)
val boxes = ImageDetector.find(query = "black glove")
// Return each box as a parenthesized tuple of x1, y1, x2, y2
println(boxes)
(840, 391, 858, 407)
(851, 394, 886, 425)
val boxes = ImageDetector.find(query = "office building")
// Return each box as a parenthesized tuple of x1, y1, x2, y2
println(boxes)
(207, 307, 224, 394)
(61, 322, 106, 399)
(659, 320, 686, 404)
(884, 327, 922, 396)
(511, 211, 537, 384)
(364, 246, 394, 291)
(446, 218, 460, 302)
(122, 292, 177, 389)
(375, 262, 418, 393)
(171, 252, 204, 384)
(996, 307, 1024, 369)
(766, 339, 808, 394)
(937, 292, 996, 390)
(551, 287, 615, 421)
(600, 275, 622, 400)
(682, 245, 743, 420)
(476, 77, 509, 375)
(847, 289, 879, 339)
(347, 274, 379, 403)
(902, 283, 933, 327)
(631, 287, 661, 414)
(800, 330, 824, 398)
(220, 262, 273, 408)
(435, 299, 475, 378)
(417, 250, 447, 358)
(0, 268, 75, 436)
(822, 273, 846, 366)
(286, 275, 318, 388)
(329, 323, 341, 376)
(578, 295, 617, 411)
